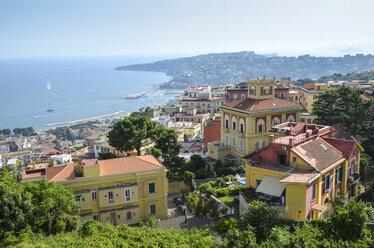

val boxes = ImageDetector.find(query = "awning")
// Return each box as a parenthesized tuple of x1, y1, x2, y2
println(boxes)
(255, 175, 285, 197)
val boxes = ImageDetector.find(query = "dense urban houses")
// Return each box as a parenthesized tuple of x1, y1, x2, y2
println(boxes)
(241, 123, 362, 221)
(173, 108, 210, 126)
(297, 83, 328, 113)
(226, 82, 248, 102)
(208, 77, 301, 163)
(21, 155, 168, 225)
(178, 86, 226, 115)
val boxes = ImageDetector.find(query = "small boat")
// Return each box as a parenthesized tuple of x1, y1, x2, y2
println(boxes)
(47, 109, 54, 112)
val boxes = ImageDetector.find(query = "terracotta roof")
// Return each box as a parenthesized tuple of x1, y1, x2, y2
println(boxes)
(41, 147, 63, 158)
(82, 159, 99, 168)
(222, 97, 300, 112)
(323, 138, 356, 159)
(50, 163, 76, 182)
(99, 156, 165, 176)
(291, 138, 344, 172)
(46, 165, 69, 181)
(22, 164, 69, 181)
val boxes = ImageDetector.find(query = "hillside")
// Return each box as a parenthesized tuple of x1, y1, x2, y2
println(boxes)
(296, 69, 374, 85)
(116, 51, 374, 89)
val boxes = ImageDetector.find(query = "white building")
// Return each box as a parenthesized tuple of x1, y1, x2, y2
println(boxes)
(51, 154, 72, 164)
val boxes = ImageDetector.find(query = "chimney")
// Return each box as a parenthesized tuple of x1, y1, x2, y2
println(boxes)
(289, 138, 293, 146)
(269, 135, 275, 143)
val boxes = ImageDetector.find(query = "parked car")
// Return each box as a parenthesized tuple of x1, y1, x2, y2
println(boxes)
(173, 197, 183, 206)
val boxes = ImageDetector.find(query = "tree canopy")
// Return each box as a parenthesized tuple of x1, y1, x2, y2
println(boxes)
(312, 87, 373, 140)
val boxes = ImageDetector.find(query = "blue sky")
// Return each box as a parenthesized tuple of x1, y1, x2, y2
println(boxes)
(1, 0, 374, 58)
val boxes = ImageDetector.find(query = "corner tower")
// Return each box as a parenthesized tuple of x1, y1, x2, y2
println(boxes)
(247, 76, 276, 100)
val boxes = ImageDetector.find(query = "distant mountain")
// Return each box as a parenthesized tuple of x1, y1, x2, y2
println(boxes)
(116, 51, 374, 89)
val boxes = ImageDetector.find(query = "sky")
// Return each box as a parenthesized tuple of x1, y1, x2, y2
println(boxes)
(1, 0, 374, 58)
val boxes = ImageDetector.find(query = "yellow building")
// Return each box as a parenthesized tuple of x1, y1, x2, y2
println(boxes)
(297, 84, 327, 113)
(94, 138, 154, 158)
(182, 123, 202, 138)
(22, 156, 168, 225)
(242, 123, 362, 220)
(208, 77, 301, 163)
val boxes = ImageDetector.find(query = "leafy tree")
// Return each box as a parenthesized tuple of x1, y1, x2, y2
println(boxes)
(48, 159, 54, 167)
(152, 125, 181, 167)
(183, 171, 196, 191)
(98, 152, 117, 160)
(108, 115, 155, 155)
(238, 201, 280, 241)
(329, 200, 369, 241)
(313, 87, 373, 140)
(2, 129, 11, 136)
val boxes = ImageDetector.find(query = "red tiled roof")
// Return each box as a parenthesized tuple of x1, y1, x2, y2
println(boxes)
(46, 165, 69, 181)
(222, 97, 300, 112)
(291, 137, 344, 172)
(323, 138, 356, 159)
(82, 159, 99, 168)
(99, 156, 165, 176)
(179, 97, 225, 101)
(50, 164, 76, 182)
(41, 147, 63, 158)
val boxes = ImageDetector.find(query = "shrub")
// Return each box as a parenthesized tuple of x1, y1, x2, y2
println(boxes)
(218, 218, 237, 234)
(81, 220, 104, 236)
(198, 182, 213, 194)
(216, 188, 229, 197)
(205, 188, 216, 197)
(224, 175, 235, 182)
(229, 185, 244, 196)
(194, 168, 211, 179)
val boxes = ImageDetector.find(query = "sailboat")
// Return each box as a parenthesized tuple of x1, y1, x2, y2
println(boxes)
(46, 80, 54, 112)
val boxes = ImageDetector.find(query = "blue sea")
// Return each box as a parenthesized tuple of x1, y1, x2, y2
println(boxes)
(0, 56, 175, 130)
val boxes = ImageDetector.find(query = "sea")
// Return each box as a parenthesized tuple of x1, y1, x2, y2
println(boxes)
(0, 56, 177, 130)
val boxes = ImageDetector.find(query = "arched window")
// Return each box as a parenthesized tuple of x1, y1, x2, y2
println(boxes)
(232, 116, 237, 130)
(262, 140, 266, 148)
(287, 115, 295, 122)
(280, 93, 285, 99)
(250, 86, 256, 95)
(255, 141, 260, 150)
(272, 117, 280, 126)
(241, 94, 246, 99)
(239, 119, 245, 133)
(224, 115, 230, 128)
(264, 86, 270, 95)
(257, 119, 265, 134)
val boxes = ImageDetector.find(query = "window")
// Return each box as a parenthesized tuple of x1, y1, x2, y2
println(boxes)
(262, 140, 266, 148)
(256, 180, 261, 187)
(125, 189, 131, 202)
(225, 135, 229, 146)
(150, 204, 156, 215)
(349, 185, 356, 199)
(240, 139, 244, 151)
(233, 94, 238, 100)
(92, 191, 97, 201)
(257, 119, 265, 134)
(336, 167, 342, 184)
(225, 115, 229, 128)
(241, 94, 245, 99)
(93, 215, 99, 221)
(295, 96, 298, 100)
(350, 161, 355, 175)
(292, 157, 296, 163)
(108, 192, 114, 204)
(127, 211, 132, 220)
(272, 117, 280, 126)
(312, 184, 316, 200)
(307, 119, 311, 124)
(82, 197, 85, 202)
(250, 86, 256, 95)
(240, 124, 244, 132)
(280, 93, 285, 99)
(287, 115, 295, 122)
(149, 183, 155, 193)
(255, 141, 260, 150)
(75, 196, 81, 206)
(263, 86, 270, 95)
(190, 103, 193, 107)
(323, 210, 329, 219)
(118, 215, 120, 219)
(232, 137, 236, 148)
(324, 175, 331, 192)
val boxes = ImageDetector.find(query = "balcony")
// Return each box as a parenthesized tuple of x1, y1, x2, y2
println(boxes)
(109, 198, 114, 204)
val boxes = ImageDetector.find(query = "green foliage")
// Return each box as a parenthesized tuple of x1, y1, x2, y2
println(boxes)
(152, 125, 181, 167)
(48, 159, 54, 167)
(108, 115, 155, 155)
(205, 188, 216, 197)
(329, 200, 369, 241)
(228, 185, 244, 196)
(185, 191, 199, 211)
(98, 152, 117, 160)
(312, 87, 373, 141)
(218, 218, 237, 234)
(238, 201, 280, 241)
(223, 175, 235, 182)
(224, 228, 257, 248)
(2, 128, 11, 136)
(183, 171, 196, 191)
(216, 188, 229, 197)
(194, 168, 211, 179)
(216, 161, 244, 177)
(80, 220, 105, 236)
(0, 173, 79, 241)
(48, 127, 76, 142)
(198, 182, 214, 194)
(136, 217, 156, 228)
(13, 127, 36, 137)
